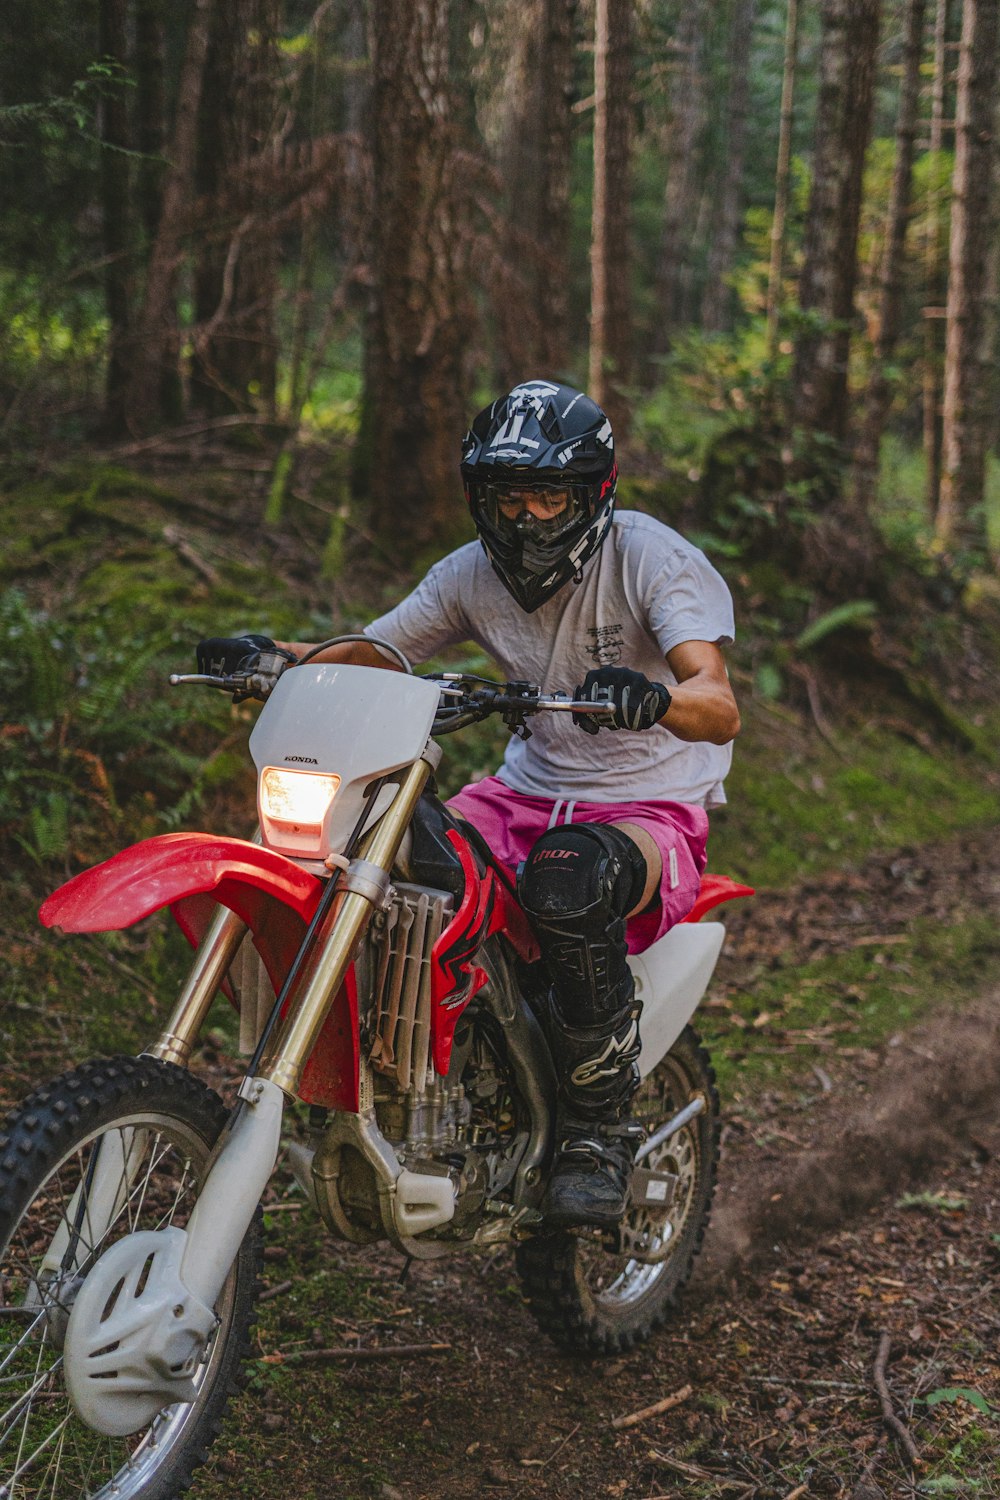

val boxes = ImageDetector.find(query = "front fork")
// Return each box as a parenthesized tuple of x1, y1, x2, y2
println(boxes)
(63, 753, 439, 1428)
(146, 750, 436, 1302)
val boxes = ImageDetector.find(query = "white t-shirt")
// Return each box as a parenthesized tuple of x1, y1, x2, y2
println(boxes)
(365, 511, 736, 807)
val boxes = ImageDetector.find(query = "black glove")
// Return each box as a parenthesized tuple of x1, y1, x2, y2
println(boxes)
(196, 634, 279, 677)
(573, 666, 672, 735)
(196, 634, 298, 702)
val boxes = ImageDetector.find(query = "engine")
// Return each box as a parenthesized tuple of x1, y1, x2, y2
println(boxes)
(233, 872, 548, 1252)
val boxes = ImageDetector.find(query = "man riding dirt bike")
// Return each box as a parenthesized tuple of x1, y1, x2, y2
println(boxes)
(261, 378, 741, 1225)
(0, 378, 747, 1499)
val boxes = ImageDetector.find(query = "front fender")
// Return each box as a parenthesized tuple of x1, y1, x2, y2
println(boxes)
(39, 834, 357, 1111)
(40, 832, 323, 933)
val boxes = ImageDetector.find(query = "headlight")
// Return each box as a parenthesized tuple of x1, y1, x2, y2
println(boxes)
(260, 767, 341, 836)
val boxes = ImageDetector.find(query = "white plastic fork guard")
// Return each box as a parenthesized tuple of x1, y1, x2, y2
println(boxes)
(63, 1077, 284, 1437)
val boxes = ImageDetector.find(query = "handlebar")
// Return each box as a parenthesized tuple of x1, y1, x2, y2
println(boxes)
(428, 674, 613, 739)
(169, 663, 613, 735)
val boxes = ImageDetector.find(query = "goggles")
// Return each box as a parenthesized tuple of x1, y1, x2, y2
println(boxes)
(471, 480, 592, 541)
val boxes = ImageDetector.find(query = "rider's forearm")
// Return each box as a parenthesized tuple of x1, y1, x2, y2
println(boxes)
(277, 639, 404, 671)
(658, 681, 741, 745)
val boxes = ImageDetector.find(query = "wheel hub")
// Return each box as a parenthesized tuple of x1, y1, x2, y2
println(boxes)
(64, 1227, 216, 1437)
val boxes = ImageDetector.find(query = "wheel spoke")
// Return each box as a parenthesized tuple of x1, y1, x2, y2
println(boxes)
(0, 1307, 47, 1378)
(4, 1411, 71, 1495)
(0, 1061, 255, 1499)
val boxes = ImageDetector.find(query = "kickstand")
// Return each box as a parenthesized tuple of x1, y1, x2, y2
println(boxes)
(397, 1254, 413, 1286)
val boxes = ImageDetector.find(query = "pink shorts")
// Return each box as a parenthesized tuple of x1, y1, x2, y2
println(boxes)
(446, 775, 709, 956)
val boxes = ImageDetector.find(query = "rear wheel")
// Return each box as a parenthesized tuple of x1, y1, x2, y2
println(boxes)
(516, 1026, 718, 1355)
(0, 1055, 261, 1499)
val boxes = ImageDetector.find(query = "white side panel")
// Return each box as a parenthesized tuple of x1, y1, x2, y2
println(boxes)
(629, 922, 725, 1078)
(249, 664, 440, 858)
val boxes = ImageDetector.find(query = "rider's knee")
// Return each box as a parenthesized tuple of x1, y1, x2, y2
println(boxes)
(517, 823, 647, 926)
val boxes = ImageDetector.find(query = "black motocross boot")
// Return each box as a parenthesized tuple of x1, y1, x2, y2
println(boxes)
(517, 823, 649, 1229)
(542, 985, 643, 1227)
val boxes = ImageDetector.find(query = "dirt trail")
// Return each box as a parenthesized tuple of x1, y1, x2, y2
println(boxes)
(704, 997, 1000, 1283)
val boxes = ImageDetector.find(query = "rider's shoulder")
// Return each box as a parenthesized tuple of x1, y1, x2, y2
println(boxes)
(611, 510, 704, 564)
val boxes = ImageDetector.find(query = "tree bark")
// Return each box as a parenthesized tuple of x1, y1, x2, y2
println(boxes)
(793, 0, 882, 447)
(766, 0, 800, 352)
(135, 0, 167, 251)
(125, 0, 214, 433)
(99, 0, 132, 430)
(851, 0, 926, 513)
(495, 0, 576, 385)
(936, 0, 1000, 549)
(192, 0, 281, 418)
(589, 0, 633, 435)
(650, 0, 705, 365)
(702, 0, 758, 333)
(922, 0, 949, 513)
(358, 0, 471, 552)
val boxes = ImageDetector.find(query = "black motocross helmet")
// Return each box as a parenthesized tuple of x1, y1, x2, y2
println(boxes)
(461, 379, 617, 612)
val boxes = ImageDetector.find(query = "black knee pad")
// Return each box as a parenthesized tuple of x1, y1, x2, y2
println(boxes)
(517, 824, 648, 1025)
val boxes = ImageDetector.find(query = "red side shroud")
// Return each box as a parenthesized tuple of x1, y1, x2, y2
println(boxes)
(39, 833, 359, 1111)
(682, 873, 755, 923)
(429, 830, 539, 1077)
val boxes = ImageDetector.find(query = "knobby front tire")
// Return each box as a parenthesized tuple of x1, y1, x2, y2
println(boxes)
(0, 1055, 262, 1500)
(516, 1026, 719, 1356)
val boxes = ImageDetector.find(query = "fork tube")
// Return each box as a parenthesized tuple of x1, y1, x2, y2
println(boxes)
(146, 904, 248, 1067)
(259, 754, 435, 1099)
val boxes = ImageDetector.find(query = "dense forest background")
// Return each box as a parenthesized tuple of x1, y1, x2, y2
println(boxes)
(4, 0, 1000, 913)
(4, 0, 1000, 561)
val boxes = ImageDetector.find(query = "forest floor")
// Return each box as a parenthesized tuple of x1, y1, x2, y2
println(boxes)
(142, 826, 1000, 1500)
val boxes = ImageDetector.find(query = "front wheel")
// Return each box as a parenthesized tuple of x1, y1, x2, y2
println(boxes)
(0, 1055, 262, 1500)
(516, 1026, 719, 1355)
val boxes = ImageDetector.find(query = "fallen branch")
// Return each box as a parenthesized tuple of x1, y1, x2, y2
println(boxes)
(539, 1421, 581, 1468)
(163, 524, 220, 585)
(258, 1279, 293, 1303)
(873, 1331, 920, 1467)
(648, 1450, 715, 1481)
(612, 1383, 692, 1430)
(746, 1374, 862, 1391)
(260, 1340, 451, 1365)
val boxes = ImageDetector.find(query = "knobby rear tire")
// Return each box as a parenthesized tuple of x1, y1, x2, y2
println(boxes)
(0, 1054, 262, 1500)
(515, 1026, 719, 1356)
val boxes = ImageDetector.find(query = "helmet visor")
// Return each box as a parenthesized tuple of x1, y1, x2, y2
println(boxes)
(472, 480, 592, 547)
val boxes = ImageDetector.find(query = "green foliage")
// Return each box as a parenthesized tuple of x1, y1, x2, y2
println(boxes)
(795, 601, 877, 651)
(710, 717, 1000, 888)
(0, 588, 242, 872)
(897, 1192, 969, 1214)
(923, 1389, 993, 1416)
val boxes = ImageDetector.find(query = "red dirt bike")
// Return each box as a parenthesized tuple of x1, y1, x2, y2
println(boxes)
(0, 640, 751, 1498)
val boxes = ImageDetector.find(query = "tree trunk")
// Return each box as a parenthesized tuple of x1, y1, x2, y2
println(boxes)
(135, 0, 167, 251)
(922, 0, 949, 513)
(702, 0, 758, 333)
(851, 0, 926, 513)
(192, 0, 281, 418)
(766, 0, 800, 352)
(125, 0, 213, 433)
(650, 0, 705, 366)
(936, 0, 1000, 549)
(99, 0, 132, 431)
(358, 0, 470, 552)
(495, 0, 576, 386)
(589, 0, 633, 435)
(793, 0, 882, 448)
